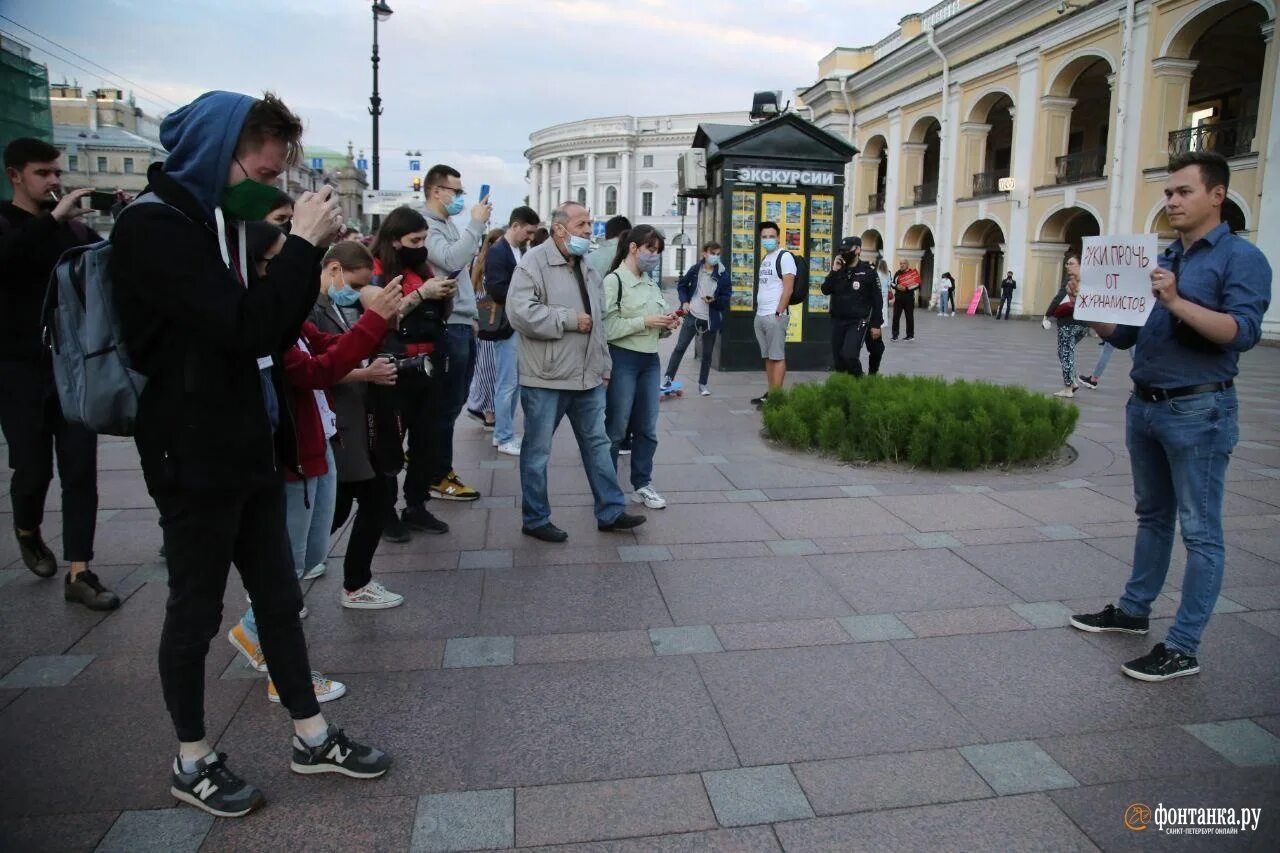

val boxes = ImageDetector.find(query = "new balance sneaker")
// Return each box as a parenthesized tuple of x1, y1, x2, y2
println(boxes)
(497, 438, 522, 457)
(598, 512, 647, 532)
(1069, 604, 1149, 635)
(1121, 643, 1200, 682)
(64, 570, 120, 611)
(342, 580, 404, 610)
(633, 485, 667, 509)
(290, 725, 391, 779)
(227, 623, 267, 672)
(302, 562, 327, 580)
(170, 752, 264, 818)
(402, 503, 449, 534)
(430, 471, 480, 502)
(699, 384, 711, 396)
(268, 671, 346, 703)
(16, 529, 56, 578)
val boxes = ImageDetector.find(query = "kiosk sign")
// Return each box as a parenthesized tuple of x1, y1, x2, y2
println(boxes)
(735, 167, 837, 186)
(1074, 234, 1158, 326)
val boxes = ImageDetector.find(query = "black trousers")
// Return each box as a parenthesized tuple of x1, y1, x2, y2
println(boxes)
(424, 326, 475, 487)
(0, 362, 97, 561)
(397, 368, 436, 508)
(831, 319, 884, 377)
(333, 477, 389, 593)
(891, 298, 914, 339)
(155, 481, 318, 742)
(997, 295, 1013, 319)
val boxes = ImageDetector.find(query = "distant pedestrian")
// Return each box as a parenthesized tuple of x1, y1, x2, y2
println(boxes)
(663, 241, 730, 396)
(937, 272, 955, 316)
(997, 271, 1016, 319)
(891, 260, 918, 340)
(1043, 255, 1087, 398)
(466, 227, 507, 431)
(483, 206, 541, 457)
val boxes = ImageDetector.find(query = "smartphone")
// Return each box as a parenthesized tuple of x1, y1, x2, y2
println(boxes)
(479, 184, 490, 202)
(89, 190, 116, 212)
(674, 308, 687, 317)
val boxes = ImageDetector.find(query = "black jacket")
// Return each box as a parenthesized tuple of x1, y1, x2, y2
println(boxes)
(0, 201, 99, 365)
(481, 236, 519, 341)
(111, 163, 321, 494)
(1000, 276, 1016, 297)
(821, 260, 884, 324)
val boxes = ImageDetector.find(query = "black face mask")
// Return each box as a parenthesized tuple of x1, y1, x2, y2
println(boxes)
(841, 251, 858, 265)
(397, 245, 429, 269)
(280, 220, 292, 236)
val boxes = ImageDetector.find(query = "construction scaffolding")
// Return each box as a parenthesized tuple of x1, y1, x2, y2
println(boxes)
(0, 34, 53, 200)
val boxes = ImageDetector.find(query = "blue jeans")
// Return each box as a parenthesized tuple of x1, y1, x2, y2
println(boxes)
(605, 345, 660, 490)
(937, 290, 950, 315)
(1118, 389, 1239, 656)
(494, 334, 520, 444)
(243, 443, 337, 640)
(519, 384, 626, 528)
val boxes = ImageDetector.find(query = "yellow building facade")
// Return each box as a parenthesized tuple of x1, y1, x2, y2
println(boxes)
(798, 0, 1277, 333)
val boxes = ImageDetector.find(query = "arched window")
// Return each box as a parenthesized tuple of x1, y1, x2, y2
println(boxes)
(576, 187, 587, 206)
(605, 186, 618, 216)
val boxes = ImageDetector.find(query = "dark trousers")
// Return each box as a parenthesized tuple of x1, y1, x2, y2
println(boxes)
(0, 362, 98, 561)
(155, 481, 319, 742)
(831, 319, 884, 377)
(397, 369, 435, 508)
(401, 325, 475, 506)
(891, 297, 914, 339)
(997, 294, 1013, 319)
(333, 477, 389, 592)
(664, 319, 716, 386)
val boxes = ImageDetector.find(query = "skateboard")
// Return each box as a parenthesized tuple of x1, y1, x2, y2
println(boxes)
(660, 379, 684, 400)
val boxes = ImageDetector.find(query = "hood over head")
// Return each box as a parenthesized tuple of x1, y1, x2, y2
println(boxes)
(159, 91, 257, 218)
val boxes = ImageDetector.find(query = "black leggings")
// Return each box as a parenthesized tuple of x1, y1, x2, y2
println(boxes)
(156, 481, 318, 742)
(334, 477, 391, 592)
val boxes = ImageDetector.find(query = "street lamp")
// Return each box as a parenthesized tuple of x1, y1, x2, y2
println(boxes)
(369, 1, 393, 196)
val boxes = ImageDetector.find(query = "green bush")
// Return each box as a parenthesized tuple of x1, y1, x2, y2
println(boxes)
(763, 374, 1078, 471)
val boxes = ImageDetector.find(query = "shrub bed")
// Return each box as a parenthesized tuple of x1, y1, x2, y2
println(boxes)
(762, 374, 1078, 471)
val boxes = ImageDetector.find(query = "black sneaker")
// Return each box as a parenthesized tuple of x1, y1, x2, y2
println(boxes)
(402, 504, 449, 534)
(1121, 643, 1200, 682)
(382, 514, 411, 543)
(466, 407, 487, 426)
(598, 512, 647, 532)
(170, 752, 264, 818)
(291, 725, 391, 779)
(750, 393, 769, 407)
(522, 522, 568, 543)
(65, 569, 121, 611)
(17, 529, 56, 578)
(1078, 374, 1099, 390)
(1069, 604, 1148, 635)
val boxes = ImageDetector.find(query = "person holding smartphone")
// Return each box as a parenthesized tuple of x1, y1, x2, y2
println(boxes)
(823, 236, 884, 376)
(663, 241, 731, 396)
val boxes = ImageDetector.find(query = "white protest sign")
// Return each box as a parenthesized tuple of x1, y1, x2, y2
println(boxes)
(1073, 234, 1158, 326)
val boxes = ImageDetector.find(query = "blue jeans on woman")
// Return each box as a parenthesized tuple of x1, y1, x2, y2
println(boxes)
(937, 290, 951, 315)
(493, 334, 520, 445)
(1117, 389, 1238, 656)
(605, 346, 660, 491)
(242, 442, 337, 640)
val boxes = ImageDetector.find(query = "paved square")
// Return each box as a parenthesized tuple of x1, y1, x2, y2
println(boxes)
(411, 789, 513, 852)
(701, 765, 814, 826)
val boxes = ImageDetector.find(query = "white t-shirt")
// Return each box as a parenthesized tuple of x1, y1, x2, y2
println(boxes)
(756, 250, 797, 316)
(507, 237, 524, 264)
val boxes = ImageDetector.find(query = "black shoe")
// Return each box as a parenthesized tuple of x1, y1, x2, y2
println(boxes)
(381, 515, 411, 544)
(904, 336, 915, 341)
(17, 529, 56, 578)
(402, 504, 449, 534)
(171, 752, 264, 818)
(522, 523, 568, 543)
(750, 393, 769, 407)
(291, 725, 391, 779)
(1077, 374, 1099, 390)
(891, 336, 899, 341)
(1069, 604, 1148, 635)
(64, 569, 121, 611)
(598, 512, 646, 532)
(1121, 642, 1200, 682)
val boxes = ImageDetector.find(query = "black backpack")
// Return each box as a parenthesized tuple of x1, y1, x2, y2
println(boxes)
(777, 250, 810, 306)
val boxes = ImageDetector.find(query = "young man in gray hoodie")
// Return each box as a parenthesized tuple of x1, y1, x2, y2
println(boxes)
(419, 164, 492, 504)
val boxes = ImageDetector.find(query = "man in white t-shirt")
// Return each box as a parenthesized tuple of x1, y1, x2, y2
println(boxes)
(752, 221, 795, 406)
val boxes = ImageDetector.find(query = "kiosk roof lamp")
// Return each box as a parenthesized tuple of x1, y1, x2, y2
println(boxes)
(750, 91, 787, 122)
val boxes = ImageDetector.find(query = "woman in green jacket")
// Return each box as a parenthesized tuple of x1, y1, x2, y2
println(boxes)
(603, 225, 680, 509)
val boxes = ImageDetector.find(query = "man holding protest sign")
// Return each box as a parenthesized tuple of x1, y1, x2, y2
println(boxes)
(890, 261, 919, 341)
(1069, 151, 1271, 682)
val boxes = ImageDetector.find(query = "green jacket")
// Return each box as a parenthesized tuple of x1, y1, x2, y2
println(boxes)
(603, 265, 669, 353)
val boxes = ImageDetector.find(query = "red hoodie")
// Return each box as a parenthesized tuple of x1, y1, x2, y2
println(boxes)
(282, 310, 389, 480)
(372, 259, 434, 356)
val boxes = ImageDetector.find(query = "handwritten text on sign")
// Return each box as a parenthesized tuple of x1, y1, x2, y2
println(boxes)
(1073, 234, 1158, 326)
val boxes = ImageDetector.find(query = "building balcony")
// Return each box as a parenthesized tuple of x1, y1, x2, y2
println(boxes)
(971, 170, 1010, 197)
(867, 192, 885, 213)
(1055, 149, 1105, 185)
(1168, 116, 1256, 159)
(911, 180, 938, 207)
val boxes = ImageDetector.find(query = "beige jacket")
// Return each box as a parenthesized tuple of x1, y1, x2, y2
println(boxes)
(507, 240, 611, 391)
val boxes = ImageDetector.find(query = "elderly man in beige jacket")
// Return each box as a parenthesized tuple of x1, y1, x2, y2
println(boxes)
(506, 201, 646, 542)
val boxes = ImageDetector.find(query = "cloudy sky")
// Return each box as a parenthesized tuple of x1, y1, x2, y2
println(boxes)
(4, 0, 901, 220)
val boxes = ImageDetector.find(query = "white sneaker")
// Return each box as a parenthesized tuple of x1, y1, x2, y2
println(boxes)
(342, 579, 404, 609)
(699, 384, 710, 396)
(497, 438, 522, 456)
(302, 562, 326, 580)
(491, 434, 499, 447)
(268, 671, 346, 704)
(1053, 387, 1076, 399)
(633, 485, 667, 509)
(660, 377, 673, 392)
(299, 606, 308, 619)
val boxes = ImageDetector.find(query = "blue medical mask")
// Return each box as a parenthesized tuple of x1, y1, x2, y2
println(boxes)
(445, 194, 466, 216)
(637, 250, 661, 273)
(706, 254, 720, 267)
(328, 275, 360, 307)
(761, 238, 779, 252)
(566, 234, 592, 256)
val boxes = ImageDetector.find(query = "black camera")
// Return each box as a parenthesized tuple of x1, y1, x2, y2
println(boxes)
(381, 353, 433, 378)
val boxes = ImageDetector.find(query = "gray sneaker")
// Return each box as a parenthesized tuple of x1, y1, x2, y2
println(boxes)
(170, 752, 264, 818)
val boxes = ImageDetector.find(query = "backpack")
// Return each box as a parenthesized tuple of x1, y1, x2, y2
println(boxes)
(777, 250, 810, 306)
(41, 197, 168, 436)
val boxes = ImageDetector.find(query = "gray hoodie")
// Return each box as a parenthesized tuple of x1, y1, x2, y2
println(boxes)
(507, 240, 611, 391)
(425, 206, 484, 325)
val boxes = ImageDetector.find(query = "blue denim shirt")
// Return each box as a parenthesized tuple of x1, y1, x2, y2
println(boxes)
(1104, 222, 1271, 388)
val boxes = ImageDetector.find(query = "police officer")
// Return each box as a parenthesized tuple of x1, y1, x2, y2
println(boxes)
(822, 236, 884, 376)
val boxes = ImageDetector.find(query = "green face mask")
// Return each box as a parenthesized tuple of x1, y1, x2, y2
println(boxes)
(221, 161, 281, 221)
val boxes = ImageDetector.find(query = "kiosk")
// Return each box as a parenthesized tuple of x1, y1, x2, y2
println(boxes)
(687, 114, 856, 371)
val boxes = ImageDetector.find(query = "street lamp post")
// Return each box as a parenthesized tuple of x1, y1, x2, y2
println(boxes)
(369, 1, 393, 225)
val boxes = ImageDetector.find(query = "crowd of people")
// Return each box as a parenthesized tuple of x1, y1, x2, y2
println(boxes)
(0, 83, 1271, 818)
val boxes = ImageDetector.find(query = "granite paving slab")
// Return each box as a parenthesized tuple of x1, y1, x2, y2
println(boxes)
(515, 774, 716, 847)
(808, 549, 1020, 613)
(652, 556, 851, 625)
(792, 748, 994, 815)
